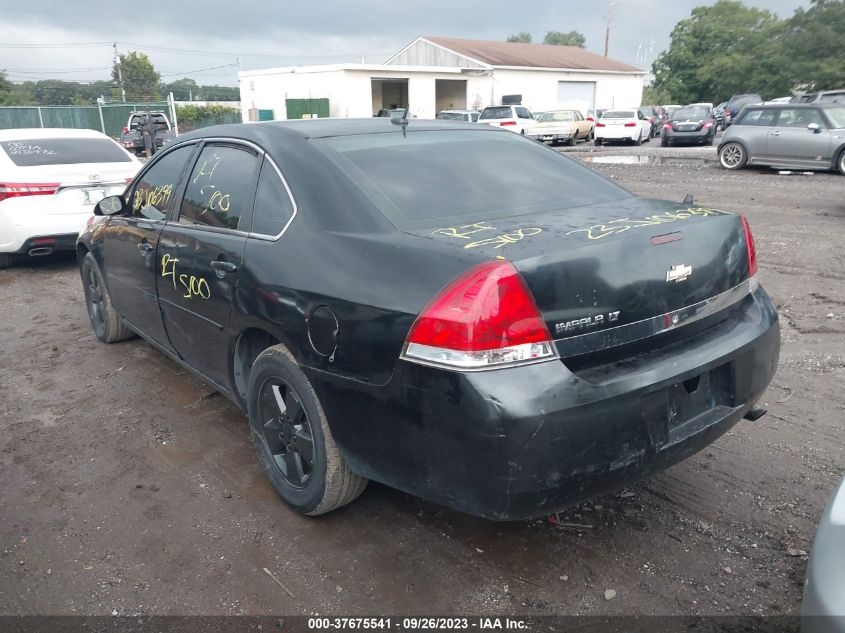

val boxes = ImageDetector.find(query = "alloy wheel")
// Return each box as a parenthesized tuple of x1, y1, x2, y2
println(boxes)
(258, 379, 315, 488)
(721, 144, 744, 169)
(85, 267, 105, 328)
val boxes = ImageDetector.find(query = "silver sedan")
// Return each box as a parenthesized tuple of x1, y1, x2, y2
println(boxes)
(802, 475, 845, 632)
(718, 104, 845, 174)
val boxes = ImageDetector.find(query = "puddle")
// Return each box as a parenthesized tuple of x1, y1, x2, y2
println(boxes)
(585, 155, 717, 168)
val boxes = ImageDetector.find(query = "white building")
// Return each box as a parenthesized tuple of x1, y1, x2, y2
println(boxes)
(239, 36, 646, 122)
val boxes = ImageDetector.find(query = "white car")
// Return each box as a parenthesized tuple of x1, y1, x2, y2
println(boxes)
(436, 109, 480, 122)
(478, 105, 536, 135)
(594, 109, 652, 146)
(0, 128, 142, 268)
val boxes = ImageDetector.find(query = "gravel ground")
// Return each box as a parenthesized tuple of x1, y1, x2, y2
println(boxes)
(1, 140, 843, 619)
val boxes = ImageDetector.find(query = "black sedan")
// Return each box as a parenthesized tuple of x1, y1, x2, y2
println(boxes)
(661, 105, 718, 146)
(77, 119, 780, 520)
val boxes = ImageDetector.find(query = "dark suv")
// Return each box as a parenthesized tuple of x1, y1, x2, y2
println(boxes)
(723, 94, 763, 128)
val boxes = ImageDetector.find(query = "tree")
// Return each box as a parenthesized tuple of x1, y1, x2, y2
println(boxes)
(33, 80, 80, 105)
(0, 71, 12, 104)
(162, 78, 199, 100)
(507, 32, 532, 43)
(650, 1, 786, 104)
(779, 0, 845, 91)
(113, 52, 160, 100)
(543, 30, 587, 47)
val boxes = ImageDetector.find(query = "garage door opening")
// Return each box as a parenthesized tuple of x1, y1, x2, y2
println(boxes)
(557, 81, 596, 117)
(371, 78, 408, 116)
(435, 79, 467, 114)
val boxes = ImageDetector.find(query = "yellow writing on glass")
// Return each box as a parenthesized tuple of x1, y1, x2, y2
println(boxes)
(566, 208, 729, 241)
(431, 222, 495, 239)
(133, 183, 173, 212)
(160, 254, 211, 300)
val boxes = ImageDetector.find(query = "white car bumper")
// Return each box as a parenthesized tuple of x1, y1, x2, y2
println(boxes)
(595, 126, 640, 140)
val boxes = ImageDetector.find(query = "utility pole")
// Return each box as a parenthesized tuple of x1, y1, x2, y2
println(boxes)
(604, 0, 616, 58)
(113, 42, 126, 102)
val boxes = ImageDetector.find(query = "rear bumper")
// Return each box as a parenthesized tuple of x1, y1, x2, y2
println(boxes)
(0, 207, 91, 253)
(664, 128, 713, 142)
(312, 285, 780, 520)
(595, 129, 640, 141)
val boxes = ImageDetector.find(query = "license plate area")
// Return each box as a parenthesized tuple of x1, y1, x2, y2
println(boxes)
(641, 363, 732, 449)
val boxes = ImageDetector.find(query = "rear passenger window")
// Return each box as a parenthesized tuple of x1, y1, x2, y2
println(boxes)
(251, 158, 295, 237)
(516, 107, 532, 119)
(737, 109, 777, 126)
(179, 144, 259, 231)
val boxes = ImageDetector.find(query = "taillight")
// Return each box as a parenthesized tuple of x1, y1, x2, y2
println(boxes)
(402, 261, 557, 370)
(663, 123, 672, 129)
(0, 182, 60, 203)
(741, 215, 758, 278)
(624, 122, 637, 127)
(586, 117, 594, 122)
(499, 121, 517, 126)
(122, 127, 129, 134)
(596, 122, 606, 128)
(703, 121, 713, 128)
(125, 177, 133, 184)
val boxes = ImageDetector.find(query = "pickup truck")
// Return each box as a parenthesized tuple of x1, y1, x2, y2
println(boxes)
(119, 111, 174, 156)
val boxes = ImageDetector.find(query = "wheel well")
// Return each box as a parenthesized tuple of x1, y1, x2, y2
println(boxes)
(233, 328, 280, 405)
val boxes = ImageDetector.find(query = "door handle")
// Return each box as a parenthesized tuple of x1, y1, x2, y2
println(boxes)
(137, 243, 154, 253)
(210, 260, 238, 274)
(771, 131, 781, 136)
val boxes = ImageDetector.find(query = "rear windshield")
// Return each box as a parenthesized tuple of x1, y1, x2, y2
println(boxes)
(315, 130, 632, 228)
(825, 107, 845, 128)
(603, 110, 636, 119)
(436, 112, 467, 121)
(0, 138, 132, 167)
(479, 107, 512, 120)
(671, 107, 711, 120)
(130, 113, 169, 130)
(539, 111, 575, 122)
(818, 92, 845, 104)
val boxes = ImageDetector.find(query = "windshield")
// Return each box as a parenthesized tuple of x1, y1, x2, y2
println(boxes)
(672, 107, 711, 120)
(603, 110, 636, 119)
(436, 112, 467, 121)
(825, 107, 845, 128)
(0, 138, 132, 167)
(479, 106, 512, 120)
(315, 130, 632, 229)
(539, 111, 575, 123)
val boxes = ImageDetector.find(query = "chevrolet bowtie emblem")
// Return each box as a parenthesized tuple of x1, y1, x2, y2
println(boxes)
(666, 264, 692, 283)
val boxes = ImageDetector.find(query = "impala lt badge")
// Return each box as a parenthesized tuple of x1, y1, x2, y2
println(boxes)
(666, 264, 692, 283)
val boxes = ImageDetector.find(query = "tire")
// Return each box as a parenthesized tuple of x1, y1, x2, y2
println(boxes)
(586, 130, 593, 142)
(567, 135, 577, 147)
(633, 133, 642, 146)
(80, 252, 135, 343)
(719, 142, 748, 170)
(247, 344, 368, 516)
(837, 149, 845, 175)
(661, 137, 669, 148)
(0, 253, 15, 269)
(594, 138, 602, 147)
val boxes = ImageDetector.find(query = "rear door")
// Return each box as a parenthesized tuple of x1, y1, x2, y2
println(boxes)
(156, 141, 261, 389)
(767, 107, 833, 165)
(99, 142, 197, 349)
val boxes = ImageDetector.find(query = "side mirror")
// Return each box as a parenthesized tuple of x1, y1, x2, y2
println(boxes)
(95, 195, 127, 217)
(808, 123, 821, 133)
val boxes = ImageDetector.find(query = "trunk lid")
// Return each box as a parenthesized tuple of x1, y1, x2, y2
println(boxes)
(407, 197, 752, 356)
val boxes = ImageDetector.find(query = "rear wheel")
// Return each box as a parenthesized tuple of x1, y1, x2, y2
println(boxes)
(247, 344, 367, 516)
(838, 149, 845, 175)
(661, 137, 670, 148)
(567, 135, 577, 146)
(633, 132, 643, 146)
(80, 252, 135, 343)
(0, 253, 15, 269)
(719, 142, 748, 170)
(594, 138, 602, 146)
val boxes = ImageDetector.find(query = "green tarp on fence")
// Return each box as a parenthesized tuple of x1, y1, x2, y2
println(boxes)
(0, 102, 169, 138)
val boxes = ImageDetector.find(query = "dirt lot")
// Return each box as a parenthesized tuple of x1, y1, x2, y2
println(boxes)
(1, 144, 843, 620)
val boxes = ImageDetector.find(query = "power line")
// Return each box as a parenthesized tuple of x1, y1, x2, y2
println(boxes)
(159, 63, 238, 77)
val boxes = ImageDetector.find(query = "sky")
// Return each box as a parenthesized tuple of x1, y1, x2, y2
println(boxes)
(0, 0, 808, 87)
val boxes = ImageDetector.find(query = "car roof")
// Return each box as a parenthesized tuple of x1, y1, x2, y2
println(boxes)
(440, 110, 473, 113)
(175, 118, 497, 144)
(0, 127, 113, 141)
(742, 103, 842, 109)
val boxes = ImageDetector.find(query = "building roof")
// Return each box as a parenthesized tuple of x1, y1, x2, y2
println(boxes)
(424, 37, 643, 73)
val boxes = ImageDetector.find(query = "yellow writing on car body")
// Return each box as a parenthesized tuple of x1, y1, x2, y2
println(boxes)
(160, 254, 211, 300)
(566, 208, 729, 241)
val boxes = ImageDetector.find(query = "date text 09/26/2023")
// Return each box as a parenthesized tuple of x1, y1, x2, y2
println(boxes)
(307, 617, 529, 630)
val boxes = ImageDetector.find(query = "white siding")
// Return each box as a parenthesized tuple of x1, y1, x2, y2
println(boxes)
(386, 39, 487, 69)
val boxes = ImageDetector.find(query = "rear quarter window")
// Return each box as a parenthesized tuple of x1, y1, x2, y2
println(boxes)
(736, 109, 777, 126)
(0, 138, 132, 167)
(479, 107, 512, 120)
